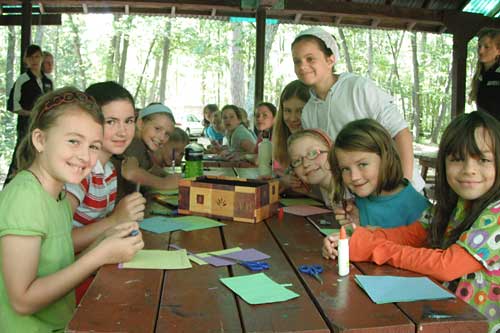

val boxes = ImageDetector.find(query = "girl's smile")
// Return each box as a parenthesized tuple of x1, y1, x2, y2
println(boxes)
(283, 96, 304, 134)
(292, 39, 335, 89)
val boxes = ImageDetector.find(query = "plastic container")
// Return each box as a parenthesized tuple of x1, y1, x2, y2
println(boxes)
(184, 143, 204, 178)
(257, 137, 272, 177)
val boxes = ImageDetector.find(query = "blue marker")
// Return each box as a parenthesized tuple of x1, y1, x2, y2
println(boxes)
(128, 229, 139, 237)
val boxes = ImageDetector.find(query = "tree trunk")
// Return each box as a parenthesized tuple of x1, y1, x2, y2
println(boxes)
(6, 26, 16, 91)
(159, 20, 171, 104)
(367, 30, 373, 78)
(431, 66, 452, 143)
(411, 32, 421, 139)
(387, 31, 407, 116)
(118, 33, 129, 85)
(106, 14, 121, 81)
(338, 28, 353, 72)
(231, 23, 246, 107)
(34, 26, 44, 46)
(68, 15, 87, 89)
(134, 36, 157, 100)
(244, 23, 279, 114)
(148, 55, 160, 103)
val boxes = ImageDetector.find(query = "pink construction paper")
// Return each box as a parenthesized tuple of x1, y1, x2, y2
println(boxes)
(282, 205, 332, 217)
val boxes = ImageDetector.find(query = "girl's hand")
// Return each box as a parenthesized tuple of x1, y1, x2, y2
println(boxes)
(112, 192, 146, 223)
(334, 200, 360, 226)
(95, 223, 144, 265)
(321, 224, 357, 260)
(280, 173, 303, 190)
(121, 157, 140, 180)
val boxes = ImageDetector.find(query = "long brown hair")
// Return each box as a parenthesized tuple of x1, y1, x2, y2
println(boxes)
(469, 29, 500, 104)
(272, 80, 310, 167)
(329, 119, 404, 203)
(430, 111, 500, 248)
(17, 87, 103, 170)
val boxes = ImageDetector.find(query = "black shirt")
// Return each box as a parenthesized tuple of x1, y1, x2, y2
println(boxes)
(477, 62, 500, 121)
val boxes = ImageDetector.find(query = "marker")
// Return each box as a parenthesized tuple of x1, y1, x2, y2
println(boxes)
(278, 207, 284, 219)
(128, 229, 139, 237)
(172, 149, 176, 173)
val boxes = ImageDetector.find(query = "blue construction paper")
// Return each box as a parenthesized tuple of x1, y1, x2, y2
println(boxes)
(354, 275, 455, 304)
(139, 216, 186, 233)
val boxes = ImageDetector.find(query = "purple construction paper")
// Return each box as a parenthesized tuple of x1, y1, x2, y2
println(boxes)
(202, 256, 236, 267)
(220, 249, 270, 261)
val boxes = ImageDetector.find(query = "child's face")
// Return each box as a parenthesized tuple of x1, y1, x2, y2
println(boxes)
(42, 55, 54, 74)
(288, 136, 330, 186)
(478, 36, 500, 67)
(213, 114, 224, 132)
(222, 109, 241, 132)
(34, 109, 103, 186)
(282, 96, 304, 134)
(255, 105, 275, 131)
(446, 127, 496, 202)
(101, 100, 135, 156)
(204, 108, 214, 123)
(26, 51, 43, 72)
(161, 141, 187, 166)
(292, 39, 335, 87)
(335, 148, 382, 198)
(139, 114, 175, 152)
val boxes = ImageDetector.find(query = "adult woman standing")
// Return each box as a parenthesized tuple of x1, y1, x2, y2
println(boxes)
(469, 29, 500, 120)
(5, 44, 53, 185)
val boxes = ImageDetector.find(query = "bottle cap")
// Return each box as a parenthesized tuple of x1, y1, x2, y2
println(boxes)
(339, 226, 347, 240)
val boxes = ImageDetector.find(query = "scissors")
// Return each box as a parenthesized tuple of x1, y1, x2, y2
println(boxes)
(209, 253, 270, 272)
(299, 264, 324, 284)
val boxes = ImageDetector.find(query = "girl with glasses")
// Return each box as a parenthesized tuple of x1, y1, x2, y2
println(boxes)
(329, 118, 429, 228)
(287, 128, 334, 206)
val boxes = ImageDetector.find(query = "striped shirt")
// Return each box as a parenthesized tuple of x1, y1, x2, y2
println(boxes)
(66, 160, 117, 227)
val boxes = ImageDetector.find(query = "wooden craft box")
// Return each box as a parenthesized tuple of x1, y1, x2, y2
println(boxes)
(178, 175, 279, 223)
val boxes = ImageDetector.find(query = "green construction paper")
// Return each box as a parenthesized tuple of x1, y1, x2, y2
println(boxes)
(320, 228, 339, 236)
(190, 247, 243, 265)
(149, 188, 179, 196)
(148, 201, 175, 216)
(279, 198, 323, 206)
(121, 249, 192, 270)
(174, 216, 226, 231)
(220, 273, 299, 305)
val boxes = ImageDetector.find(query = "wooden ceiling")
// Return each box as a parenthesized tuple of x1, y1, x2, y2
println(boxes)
(0, 0, 499, 33)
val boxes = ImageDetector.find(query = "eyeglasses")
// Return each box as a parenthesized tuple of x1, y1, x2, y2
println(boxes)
(290, 148, 328, 168)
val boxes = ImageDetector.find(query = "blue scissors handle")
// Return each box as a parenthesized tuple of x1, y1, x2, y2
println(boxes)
(299, 264, 323, 274)
(242, 261, 270, 271)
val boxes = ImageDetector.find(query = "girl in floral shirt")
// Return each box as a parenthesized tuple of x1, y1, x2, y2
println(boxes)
(323, 111, 500, 332)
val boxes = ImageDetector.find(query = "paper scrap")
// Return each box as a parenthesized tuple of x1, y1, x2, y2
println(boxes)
(354, 275, 455, 304)
(282, 205, 332, 216)
(220, 273, 299, 304)
(120, 249, 192, 270)
(279, 198, 323, 206)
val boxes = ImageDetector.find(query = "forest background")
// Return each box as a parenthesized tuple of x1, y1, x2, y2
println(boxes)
(0, 14, 478, 181)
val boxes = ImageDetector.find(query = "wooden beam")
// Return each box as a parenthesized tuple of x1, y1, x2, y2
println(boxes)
(0, 5, 3, 15)
(82, 3, 88, 14)
(0, 14, 62, 26)
(171, 5, 176, 16)
(21, 0, 31, 72)
(254, 6, 266, 107)
(284, 0, 444, 25)
(125, 4, 129, 14)
(450, 33, 468, 117)
(371, 18, 380, 28)
(211, 8, 216, 16)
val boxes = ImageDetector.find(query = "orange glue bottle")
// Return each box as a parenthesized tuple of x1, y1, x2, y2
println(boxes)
(338, 226, 349, 276)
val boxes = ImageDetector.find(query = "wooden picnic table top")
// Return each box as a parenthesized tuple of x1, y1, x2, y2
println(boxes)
(67, 211, 488, 333)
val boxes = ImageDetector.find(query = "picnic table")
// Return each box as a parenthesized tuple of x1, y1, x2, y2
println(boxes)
(413, 143, 438, 182)
(66, 211, 487, 333)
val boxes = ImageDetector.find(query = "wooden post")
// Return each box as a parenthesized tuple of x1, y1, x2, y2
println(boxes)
(254, 6, 266, 107)
(20, 0, 32, 73)
(450, 34, 469, 118)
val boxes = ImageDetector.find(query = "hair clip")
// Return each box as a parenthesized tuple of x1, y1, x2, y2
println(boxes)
(37, 91, 97, 122)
